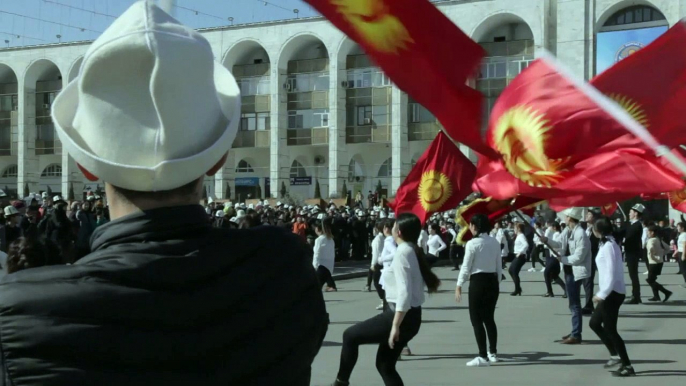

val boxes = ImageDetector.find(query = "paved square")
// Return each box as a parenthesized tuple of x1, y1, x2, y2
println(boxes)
(313, 263, 686, 385)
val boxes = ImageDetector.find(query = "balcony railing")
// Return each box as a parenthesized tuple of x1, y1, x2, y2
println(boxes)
(35, 124, 62, 155)
(287, 127, 329, 146)
(233, 130, 270, 149)
(345, 125, 391, 144)
(408, 122, 441, 141)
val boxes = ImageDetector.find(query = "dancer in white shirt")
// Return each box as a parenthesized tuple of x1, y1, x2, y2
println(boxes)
(645, 226, 673, 302)
(371, 221, 387, 310)
(677, 222, 686, 287)
(331, 213, 440, 386)
(455, 213, 502, 367)
(589, 216, 635, 377)
(543, 222, 567, 298)
(313, 217, 337, 292)
(426, 224, 447, 265)
(508, 223, 529, 296)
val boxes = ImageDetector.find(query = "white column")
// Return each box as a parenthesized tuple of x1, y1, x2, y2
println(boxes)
(390, 86, 409, 194)
(17, 77, 39, 196)
(61, 153, 83, 200)
(557, 0, 595, 80)
(214, 150, 236, 200)
(328, 53, 346, 199)
(270, 67, 290, 198)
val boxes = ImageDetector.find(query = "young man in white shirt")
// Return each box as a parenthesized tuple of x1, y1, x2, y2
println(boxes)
(677, 222, 686, 287)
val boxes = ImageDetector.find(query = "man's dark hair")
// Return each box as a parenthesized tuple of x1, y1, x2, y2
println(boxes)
(110, 178, 202, 203)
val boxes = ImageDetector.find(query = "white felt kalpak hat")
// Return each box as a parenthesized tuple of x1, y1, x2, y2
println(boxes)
(562, 207, 584, 221)
(52, 1, 240, 192)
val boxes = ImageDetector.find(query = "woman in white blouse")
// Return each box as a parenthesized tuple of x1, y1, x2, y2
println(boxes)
(426, 224, 447, 265)
(507, 223, 529, 296)
(371, 221, 387, 310)
(331, 213, 440, 386)
(313, 217, 337, 292)
(455, 213, 502, 367)
(676, 222, 686, 285)
(589, 216, 634, 377)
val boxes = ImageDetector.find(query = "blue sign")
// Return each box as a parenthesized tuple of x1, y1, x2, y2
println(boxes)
(596, 26, 668, 74)
(290, 177, 312, 186)
(235, 177, 260, 187)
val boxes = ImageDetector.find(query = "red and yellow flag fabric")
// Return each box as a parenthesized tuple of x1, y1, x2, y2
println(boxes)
(455, 196, 541, 245)
(389, 132, 475, 224)
(591, 20, 686, 150)
(305, 0, 496, 158)
(600, 202, 619, 216)
(472, 57, 685, 202)
(669, 188, 686, 213)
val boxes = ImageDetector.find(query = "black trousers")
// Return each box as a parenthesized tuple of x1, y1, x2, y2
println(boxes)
(531, 245, 546, 268)
(337, 307, 422, 385)
(544, 256, 566, 295)
(450, 244, 462, 269)
(678, 254, 686, 283)
(373, 265, 385, 301)
(367, 269, 374, 287)
(426, 253, 438, 266)
(469, 273, 500, 358)
(646, 263, 669, 299)
(316, 266, 337, 290)
(508, 255, 526, 293)
(583, 260, 597, 310)
(626, 257, 641, 300)
(589, 291, 631, 367)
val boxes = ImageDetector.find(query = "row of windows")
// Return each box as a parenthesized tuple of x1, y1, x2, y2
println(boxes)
(287, 109, 329, 129)
(237, 158, 393, 178)
(240, 112, 271, 131)
(1, 164, 62, 178)
(237, 76, 270, 96)
(286, 73, 329, 93)
(346, 68, 391, 89)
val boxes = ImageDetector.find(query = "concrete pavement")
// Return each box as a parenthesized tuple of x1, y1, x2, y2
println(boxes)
(313, 262, 686, 385)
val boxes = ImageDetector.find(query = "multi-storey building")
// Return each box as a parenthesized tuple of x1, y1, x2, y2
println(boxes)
(0, 0, 678, 202)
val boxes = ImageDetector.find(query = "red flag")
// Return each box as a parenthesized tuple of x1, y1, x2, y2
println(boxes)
(305, 0, 496, 158)
(455, 196, 542, 245)
(669, 188, 686, 213)
(592, 20, 686, 149)
(389, 132, 475, 224)
(473, 57, 685, 201)
(601, 202, 619, 216)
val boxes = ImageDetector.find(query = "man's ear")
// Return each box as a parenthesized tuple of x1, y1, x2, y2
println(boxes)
(77, 164, 99, 181)
(207, 153, 228, 176)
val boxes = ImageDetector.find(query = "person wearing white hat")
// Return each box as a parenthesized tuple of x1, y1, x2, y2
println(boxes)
(623, 204, 645, 304)
(545, 207, 592, 344)
(0, 3, 326, 385)
(313, 216, 337, 292)
(3, 206, 22, 249)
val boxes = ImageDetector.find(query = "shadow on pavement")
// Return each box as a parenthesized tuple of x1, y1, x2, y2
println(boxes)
(422, 306, 468, 311)
(583, 339, 686, 345)
(329, 320, 456, 325)
(635, 370, 686, 377)
(321, 341, 342, 347)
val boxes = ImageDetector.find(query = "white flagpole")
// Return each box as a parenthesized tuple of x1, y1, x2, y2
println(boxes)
(537, 50, 686, 178)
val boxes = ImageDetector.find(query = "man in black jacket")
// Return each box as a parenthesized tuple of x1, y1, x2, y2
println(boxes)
(0, 3, 327, 385)
(624, 204, 645, 304)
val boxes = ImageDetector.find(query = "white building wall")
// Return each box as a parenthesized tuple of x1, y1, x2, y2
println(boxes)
(0, 0, 682, 202)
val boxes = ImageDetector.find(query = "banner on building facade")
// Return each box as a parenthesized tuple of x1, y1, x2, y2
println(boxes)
(235, 177, 260, 187)
(596, 26, 668, 74)
(290, 177, 312, 186)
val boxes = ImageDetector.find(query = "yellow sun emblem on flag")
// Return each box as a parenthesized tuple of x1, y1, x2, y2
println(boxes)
(668, 188, 686, 205)
(418, 170, 452, 212)
(609, 93, 649, 127)
(493, 105, 569, 188)
(332, 0, 414, 54)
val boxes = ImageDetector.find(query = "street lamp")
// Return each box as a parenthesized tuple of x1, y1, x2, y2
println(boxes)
(4, 40, 9, 48)
(56, 34, 62, 43)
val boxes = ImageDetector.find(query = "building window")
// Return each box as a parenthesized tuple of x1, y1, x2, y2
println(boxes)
(286, 73, 329, 93)
(288, 109, 329, 129)
(41, 164, 62, 177)
(348, 158, 364, 182)
(357, 106, 372, 126)
(236, 160, 254, 173)
(377, 158, 392, 178)
(346, 68, 390, 88)
(409, 103, 437, 123)
(2, 165, 17, 178)
(603, 6, 666, 27)
(290, 160, 307, 178)
(0, 95, 17, 112)
(237, 76, 270, 96)
(240, 112, 270, 131)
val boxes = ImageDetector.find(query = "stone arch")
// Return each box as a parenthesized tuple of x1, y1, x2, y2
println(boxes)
(596, 1, 668, 31)
(41, 163, 62, 177)
(24, 59, 63, 88)
(0, 63, 18, 84)
(277, 32, 329, 71)
(68, 56, 84, 82)
(1, 164, 18, 178)
(290, 158, 309, 178)
(222, 38, 271, 71)
(377, 157, 392, 178)
(348, 154, 366, 182)
(470, 11, 536, 45)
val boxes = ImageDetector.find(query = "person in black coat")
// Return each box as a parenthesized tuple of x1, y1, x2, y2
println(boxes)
(624, 204, 645, 304)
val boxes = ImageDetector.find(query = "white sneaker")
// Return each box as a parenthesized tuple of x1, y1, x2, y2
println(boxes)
(642, 271, 649, 275)
(487, 353, 498, 363)
(466, 357, 490, 367)
(527, 268, 535, 272)
(540, 268, 546, 272)
(375, 303, 384, 310)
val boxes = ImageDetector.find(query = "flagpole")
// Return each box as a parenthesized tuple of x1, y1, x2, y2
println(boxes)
(538, 51, 686, 178)
(616, 202, 628, 221)
(512, 210, 560, 258)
